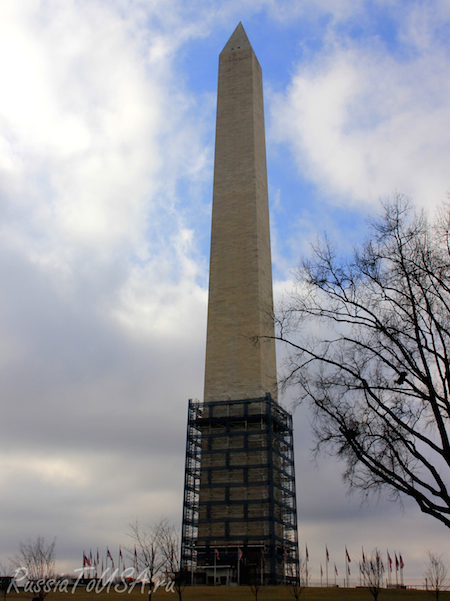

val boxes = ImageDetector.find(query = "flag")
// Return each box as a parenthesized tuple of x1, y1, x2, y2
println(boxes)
(97, 548, 100, 564)
(362, 547, 366, 564)
(90, 550, 93, 564)
(334, 564, 338, 576)
(346, 547, 351, 563)
(348, 564, 351, 576)
(119, 547, 123, 560)
(376, 550, 383, 566)
(101, 560, 104, 573)
(107, 547, 115, 569)
(399, 554, 404, 570)
(320, 564, 323, 577)
(387, 551, 392, 572)
(395, 553, 399, 571)
(326, 546, 329, 562)
(238, 548, 243, 561)
(215, 548, 220, 561)
(305, 545, 309, 561)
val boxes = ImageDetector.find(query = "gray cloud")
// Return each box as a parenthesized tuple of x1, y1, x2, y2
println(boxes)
(0, 0, 448, 585)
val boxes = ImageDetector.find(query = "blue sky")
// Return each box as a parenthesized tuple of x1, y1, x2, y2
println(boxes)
(0, 0, 449, 584)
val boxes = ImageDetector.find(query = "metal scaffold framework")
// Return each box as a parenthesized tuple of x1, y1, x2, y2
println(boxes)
(181, 394, 299, 585)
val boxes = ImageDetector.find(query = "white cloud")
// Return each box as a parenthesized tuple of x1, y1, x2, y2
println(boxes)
(0, 455, 90, 489)
(272, 13, 450, 208)
(0, 0, 210, 569)
(0, 0, 210, 266)
(0, 0, 211, 375)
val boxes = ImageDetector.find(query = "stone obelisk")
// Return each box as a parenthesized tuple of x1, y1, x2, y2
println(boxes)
(181, 24, 299, 586)
(204, 22, 277, 403)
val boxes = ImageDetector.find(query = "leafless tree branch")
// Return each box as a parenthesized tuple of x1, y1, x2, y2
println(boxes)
(10, 537, 56, 601)
(266, 195, 450, 526)
(424, 551, 448, 600)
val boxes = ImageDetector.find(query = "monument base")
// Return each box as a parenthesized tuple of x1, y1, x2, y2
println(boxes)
(181, 395, 299, 585)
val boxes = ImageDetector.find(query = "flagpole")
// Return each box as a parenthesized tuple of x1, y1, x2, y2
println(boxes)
(387, 549, 391, 588)
(305, 544, 309, 587)
(261, 551, 263, 588)
(395, 553, 398, 588)
(345, 546, 350, 588)
(362, 546, 366, 588)
(345, 548, 347, 588)
(346, 549, 347, 588)
(237, 548, 240, 586)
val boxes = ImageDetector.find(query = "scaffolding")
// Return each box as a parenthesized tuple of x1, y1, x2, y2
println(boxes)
(181, 394, 299, 585)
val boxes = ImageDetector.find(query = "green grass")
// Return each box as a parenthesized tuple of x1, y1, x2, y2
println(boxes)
(4, 586, 449, 601)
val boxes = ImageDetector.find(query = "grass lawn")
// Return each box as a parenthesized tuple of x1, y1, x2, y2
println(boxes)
(3, 586, 449, 601)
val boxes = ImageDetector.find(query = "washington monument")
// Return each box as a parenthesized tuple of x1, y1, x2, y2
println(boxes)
(204, 22, 278, 404)
(181, 23, 298, 585)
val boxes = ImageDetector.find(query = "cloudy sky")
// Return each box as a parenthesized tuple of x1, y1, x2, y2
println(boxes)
(0, 0, 449, 585)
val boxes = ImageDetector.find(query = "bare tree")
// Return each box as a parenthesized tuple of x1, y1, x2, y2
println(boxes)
(425, 551, 448, 600)
(156, 521, 186, 601)
(361, 549, 385, 601)
(287, 552, 307, 601)
(126, 519, 166, 599)
(270, 196, 450, 526)
(0, 563, 13, 601)
(248, 564, 261, 601)
(10, 537, 56, 601)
